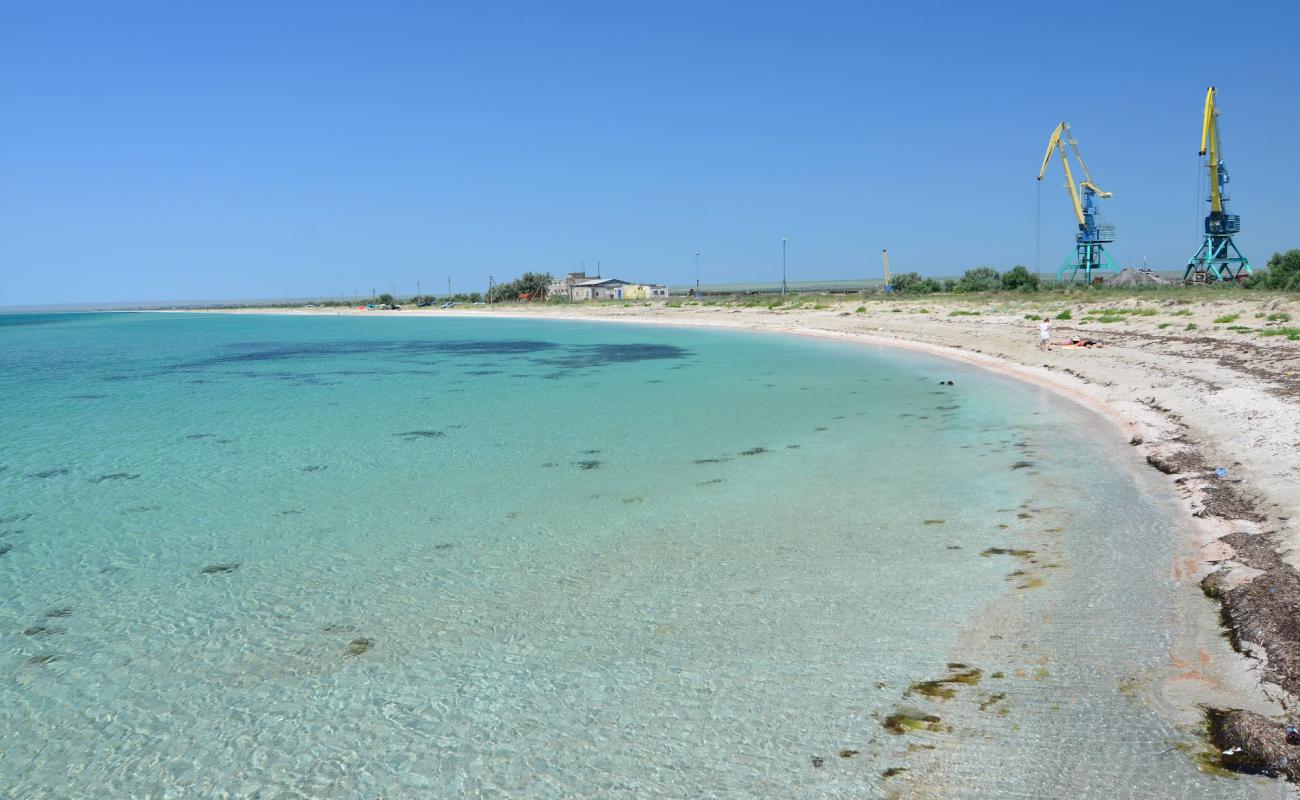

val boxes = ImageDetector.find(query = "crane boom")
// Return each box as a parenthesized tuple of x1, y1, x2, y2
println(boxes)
(1201, 87, 1222, 213)
(1037, 122, 1085, 228)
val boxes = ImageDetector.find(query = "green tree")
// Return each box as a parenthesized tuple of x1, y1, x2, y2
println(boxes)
(1001, 265, 1040, 291)
(1248, 250, 1300, 291)
(377, 293, 395, 305)
(890, 272, 924, 292)
(955, 267, 1001, 293)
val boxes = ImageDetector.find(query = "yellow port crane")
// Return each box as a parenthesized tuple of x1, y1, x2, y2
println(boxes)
(1037, 122, 1116, 284)
(1185, 86, 1250, 283)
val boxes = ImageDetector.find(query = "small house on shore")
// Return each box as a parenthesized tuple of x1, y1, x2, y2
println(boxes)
(547, 272, 667, 301)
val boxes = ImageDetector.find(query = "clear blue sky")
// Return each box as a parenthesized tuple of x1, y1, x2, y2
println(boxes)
(3, 0, 1297, 304)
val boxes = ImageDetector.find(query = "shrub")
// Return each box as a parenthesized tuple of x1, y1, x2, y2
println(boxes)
(950, 310, 981, 316)
(1246, 250, 1300, 291)
(1055, 309, 1072, 320)
(955, 267, 1001, 293)
(1001, 266, 1040, 291)
(1186, 323, 1198, 331)
(1266, 312, 1292, 322)
(855, 306, 866, 313)
(1260, 327, 1300, 340)
(1213, 314, 1240, 324)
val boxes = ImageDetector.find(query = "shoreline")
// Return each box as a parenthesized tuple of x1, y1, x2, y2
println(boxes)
(170, 298, 1300, 776)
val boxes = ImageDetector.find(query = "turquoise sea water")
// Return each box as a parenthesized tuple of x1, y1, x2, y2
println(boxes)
(0, 312, 1278, 798)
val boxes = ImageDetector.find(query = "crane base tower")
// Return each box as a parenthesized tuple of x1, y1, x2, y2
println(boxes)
(1184, 214, 1250, 284)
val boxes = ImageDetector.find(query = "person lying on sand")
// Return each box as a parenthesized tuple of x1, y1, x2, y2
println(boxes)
(1061, 337, 1103, 348)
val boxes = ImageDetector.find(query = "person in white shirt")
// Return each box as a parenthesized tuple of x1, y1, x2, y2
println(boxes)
(1039, 317, 1052, 351)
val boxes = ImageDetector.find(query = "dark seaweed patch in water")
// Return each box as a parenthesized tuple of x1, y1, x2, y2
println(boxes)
(533, 343, 689, 369)
(739, 447, 767, 456)
(466, 370, 500, 376)
(694, 457, 730, 464)
(301, 465, 327, 472)
(43, 607, 73, 618)
(882, 710, 945, 735)
(814, 426, 829, 432)
(576, 460, 603, 470)
(981, 547, 1034, 558)
(71, 394, 108, 400)
(27, 468, 68, 479)
(906, 665, 983, 699)
(395, 430, 445, 440)
(187, 433, 214, 440)
(698, 478, 725, 486)
(23, 625, 64, 638)
(94, 473, 140, 482)
(343, 638, 373, 658)
(0, 513, 32, 524)
(121, 505, 159, 514)
(27, 654, 58, 666)
(433, 543, 455, 550)
(0, 543, 12, 557)
(200, 563, 241, 575)
(924, 519, 945, 525)
(1010, 461, 1034, 470)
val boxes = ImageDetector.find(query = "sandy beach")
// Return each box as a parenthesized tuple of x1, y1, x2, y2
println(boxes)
(191, 293, 1300, 775)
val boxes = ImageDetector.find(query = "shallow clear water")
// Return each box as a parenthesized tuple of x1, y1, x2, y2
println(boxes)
(0, 312, 1277, 798)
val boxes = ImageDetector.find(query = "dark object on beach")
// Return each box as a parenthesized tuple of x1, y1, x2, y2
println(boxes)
(937, 379, 954, 385)
(200, 563, 241, 575)
(1287, 726, 1300, 746)
(881, 767, 908, 778)
(810, 756, 824, 768)
(343, 638, 373, 658)
(1206, 707, 1300, 780)
(838, 749, 859, 758)
(981, 547, 1034, 558)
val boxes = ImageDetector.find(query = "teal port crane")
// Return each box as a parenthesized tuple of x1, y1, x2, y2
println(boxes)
(1185, 87, 1251, 283)
(1037, 122, 1117, 284)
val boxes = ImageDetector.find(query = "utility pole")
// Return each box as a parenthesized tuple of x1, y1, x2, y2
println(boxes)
(488, 275, 495, 304)
(781, 238, 789, 297)
(881, 249, 892, 291)
(446, 277, 452, 298)
(695, 251, 700, 298)
(417, 280, 421, 301)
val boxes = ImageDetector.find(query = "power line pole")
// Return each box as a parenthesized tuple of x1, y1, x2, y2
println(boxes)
(695, 251, 700, 298)
(781, 238, 789, 297)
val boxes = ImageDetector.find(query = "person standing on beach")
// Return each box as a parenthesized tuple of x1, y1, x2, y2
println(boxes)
(1038, 317, 1052, 352)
